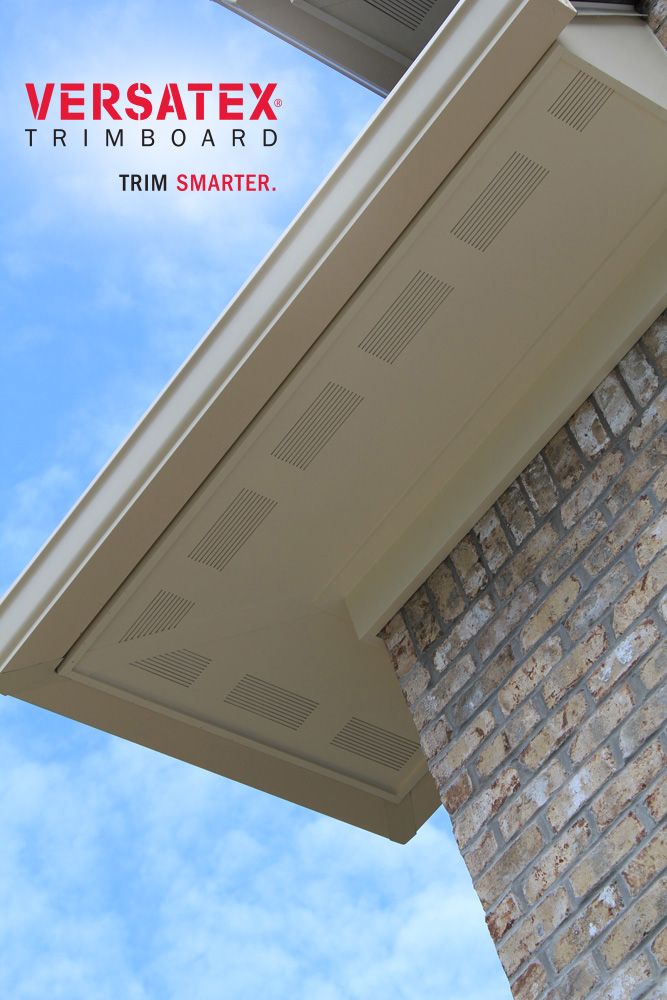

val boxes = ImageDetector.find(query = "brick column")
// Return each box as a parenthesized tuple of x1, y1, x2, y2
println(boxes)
(638, 2, 667, 47)
(380, 313, 667, 999)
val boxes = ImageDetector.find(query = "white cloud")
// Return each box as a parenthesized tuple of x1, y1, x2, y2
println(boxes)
(0, 700, 511, 1000)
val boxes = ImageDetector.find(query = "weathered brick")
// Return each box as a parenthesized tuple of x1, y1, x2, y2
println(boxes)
(499, 886, 570, 977)
(543, 625, 607, 709)
(619, 345, 659, 406)
(430, 708, 495, 784)
(570, 399, 610, 459)
(498, 635, 562, 715)
(635, 509, 667, 568)
(605, 433, 667, 515)
(569, 684, 635, 765)
(521, 453, 558, 515)
(464, 826, 498, 880)
(642, 310, 667, 378)
(486, 892, 521, 943)
(414, 654, 475, 731)
(475, 509, 512, 572)
(496, 523, 560, 599)
(547, 746, 616, 832)
(404, 587, 440, 651)
(427, 562, 464, 623)
(565, 561, 632, 641)
(478, 582, 539, 660)
(569, 812, 645, 899)
(454, 767, 520, 848)
(613, 551, 667, 635)
(646, 774, 667, 823)
(513, 961, 547, 1000)
(551, 883, 623, 972)
(442, 769, 473, 814)
(433, 594, 495, 668)
(476, 701, 540, 778)
(521, 691, 587, 770)
(477, 824, 544, 909)
(639, 642, 667, 691)
(521, 576, 581, 650)
(544, 427, 585, 493)
(561, 451, 624, 529)
(594, 372, 636, 436)
(420, 716, 452, 761)
(583, 495, 653, 577)
(451, 534, 487, 599)
(599, 876, 667, 969)
(628, 386, 667, 452)
(449, 646, 513, 729)
(593, 952, 653, 998)
(541, 510, 605, 587)
(655, 465, 667, 503)
(592, 741, 667, 829)
(524, 817, 591, 904)
(653, 926, 667, 967)
(380, 613, 417, 678)
(499, 758, 566, 842)
(399, 662, 430, 706)
(622, 829, 667, 895)
(588, 620, 659, 700)
(545, 955, 599, 1000)
(619, 685, 667, 759)
(498, 482, 535, 545)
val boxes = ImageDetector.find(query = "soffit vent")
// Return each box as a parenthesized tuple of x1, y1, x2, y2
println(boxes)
(224, 674, 319, 730)
(130, 648, 210, 688)
(331, 717, 419, 771)
(189, 488, 277, 572)
(120, 589, 194, 642)
(271, 382, 363, 470)
(359, 270, 454, 364)
(451, 151, 549, 252)
(548, 70, 613, 132)
(361, 0, 437, 31)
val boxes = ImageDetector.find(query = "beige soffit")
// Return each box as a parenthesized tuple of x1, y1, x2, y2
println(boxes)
(212, 0, 460, 94)
(4, 1, 666, 844)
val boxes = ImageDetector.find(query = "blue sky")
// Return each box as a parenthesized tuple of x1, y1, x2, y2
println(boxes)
(0, 2, 511, 997)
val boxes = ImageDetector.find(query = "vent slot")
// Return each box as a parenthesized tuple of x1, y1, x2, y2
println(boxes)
(361, 0, 437, 30)
(451, 152, 549, 252)
(130, 648, 210, 688)
(331, 717, 419, 771)
(120, 589, 194, 642)
(224, 674, 319, 730)
(359, 271, 453, 364)
(271, 382, 363, 470)
(189, 488, 277, 572)
(548, 70, 613, 132)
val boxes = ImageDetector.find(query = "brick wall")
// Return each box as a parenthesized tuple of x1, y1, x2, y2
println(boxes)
(638, 1, 667, 48)
(380, 312, 667, 1000)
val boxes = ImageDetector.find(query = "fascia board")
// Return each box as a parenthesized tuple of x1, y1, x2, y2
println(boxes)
(0, 0, 575, 678)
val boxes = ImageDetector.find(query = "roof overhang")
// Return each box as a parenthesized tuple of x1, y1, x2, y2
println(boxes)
(211, 0, 460, 94)
(2, 1, 666, 842)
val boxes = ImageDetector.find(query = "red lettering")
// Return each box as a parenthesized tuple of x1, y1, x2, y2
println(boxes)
(187, 83, 212, 120)
(25, 83, 55, 120)
(60, 83, 85, 120)
(92, 83, 122, 120)
(176, 174, 187, 191)
(218, 84, 243, 121)
(156, 83, 186, 120)
(249, 83, 277, 121)
(126, 82, 152, 121)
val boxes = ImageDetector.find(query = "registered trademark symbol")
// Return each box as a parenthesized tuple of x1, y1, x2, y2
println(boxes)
(273, 98, 282, 108)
